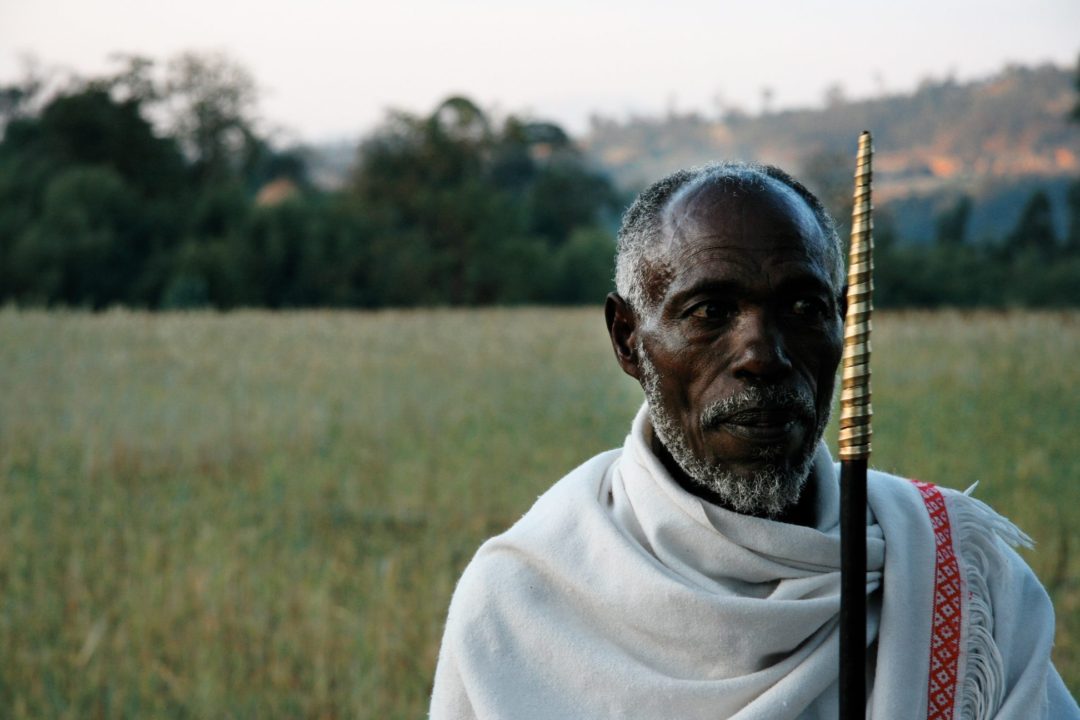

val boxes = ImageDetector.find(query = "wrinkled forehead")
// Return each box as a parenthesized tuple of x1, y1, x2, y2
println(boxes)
(630, 177, 831, 299)
(660, 176, 826, 257)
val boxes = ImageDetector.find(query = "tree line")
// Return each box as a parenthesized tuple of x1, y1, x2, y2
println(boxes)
(870, 187, 1080, 308)
(0, 52, 1078, 310)
(0, 54, 619, 309)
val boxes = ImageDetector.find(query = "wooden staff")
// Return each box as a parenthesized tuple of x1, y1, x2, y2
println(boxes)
(839, 131, 874, 720)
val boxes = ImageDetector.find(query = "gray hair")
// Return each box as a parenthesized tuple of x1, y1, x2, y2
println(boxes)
(614, 162, 844, 319)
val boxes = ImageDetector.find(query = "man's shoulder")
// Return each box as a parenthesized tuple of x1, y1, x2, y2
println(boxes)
(866, 466, 1047, 635)
(862, 466, 1068, 717)
(865, 466, 1034, 553)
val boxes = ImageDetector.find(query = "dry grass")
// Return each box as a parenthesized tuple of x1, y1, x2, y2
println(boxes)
(0, 308, 1076, 717)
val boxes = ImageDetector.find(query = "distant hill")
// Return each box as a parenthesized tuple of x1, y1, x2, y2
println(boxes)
(582, 63, 1080, 243)
(305, 63, 1079, 244)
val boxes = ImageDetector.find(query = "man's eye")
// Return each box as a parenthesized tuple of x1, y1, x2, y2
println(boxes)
(689, 301, 732, 320)
(791, 298, 827, 319)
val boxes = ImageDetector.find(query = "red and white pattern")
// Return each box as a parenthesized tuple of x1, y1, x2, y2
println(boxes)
(913, 480, 963, 720)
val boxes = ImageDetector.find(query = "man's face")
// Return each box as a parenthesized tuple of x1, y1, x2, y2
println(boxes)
(616, 179, 843, 517)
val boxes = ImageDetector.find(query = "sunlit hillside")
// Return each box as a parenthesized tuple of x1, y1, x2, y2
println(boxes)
(584, 64, 1078, 192)
(582, 63, 1080, 242)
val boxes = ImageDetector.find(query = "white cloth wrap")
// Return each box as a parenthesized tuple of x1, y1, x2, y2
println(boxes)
(431, 406, 1077, 719)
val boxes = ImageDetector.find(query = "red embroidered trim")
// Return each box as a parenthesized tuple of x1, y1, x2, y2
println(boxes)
(913, 480, 963, 720)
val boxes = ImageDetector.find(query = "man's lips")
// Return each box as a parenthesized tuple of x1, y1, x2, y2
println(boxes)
(711, 408, 803, 442)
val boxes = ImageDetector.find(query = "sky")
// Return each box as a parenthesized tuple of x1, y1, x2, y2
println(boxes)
(2, 0, 1078, 143)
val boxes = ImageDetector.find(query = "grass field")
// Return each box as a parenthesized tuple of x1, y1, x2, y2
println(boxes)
(1, 308, 1077, 718)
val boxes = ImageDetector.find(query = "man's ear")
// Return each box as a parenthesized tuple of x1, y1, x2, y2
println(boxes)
(605, 292, 641, 380)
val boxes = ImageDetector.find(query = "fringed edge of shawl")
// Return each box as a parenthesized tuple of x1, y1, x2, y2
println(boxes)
(949, 483, 1034, 720)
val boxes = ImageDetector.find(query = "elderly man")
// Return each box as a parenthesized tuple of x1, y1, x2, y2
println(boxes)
(430, 163, 1077, 719)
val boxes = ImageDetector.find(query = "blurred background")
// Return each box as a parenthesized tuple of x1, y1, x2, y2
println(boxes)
(1, 1, 1078, 717)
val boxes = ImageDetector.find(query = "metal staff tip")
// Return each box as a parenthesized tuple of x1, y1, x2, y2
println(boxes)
(839, 131, 874, 462)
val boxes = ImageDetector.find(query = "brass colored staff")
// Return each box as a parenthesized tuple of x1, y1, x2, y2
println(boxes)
(839, 131, 874, 720)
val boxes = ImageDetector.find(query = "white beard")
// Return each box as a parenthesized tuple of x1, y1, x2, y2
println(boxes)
(638, 350, 828, 518)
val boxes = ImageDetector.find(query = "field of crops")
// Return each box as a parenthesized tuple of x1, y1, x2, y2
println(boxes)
(1, 308, 1076, 718)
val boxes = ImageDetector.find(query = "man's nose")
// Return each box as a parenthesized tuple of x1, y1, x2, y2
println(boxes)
(730, 310, 793, 382)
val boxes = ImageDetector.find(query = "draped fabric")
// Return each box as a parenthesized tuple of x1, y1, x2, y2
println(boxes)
(430, 405, 1076, 719)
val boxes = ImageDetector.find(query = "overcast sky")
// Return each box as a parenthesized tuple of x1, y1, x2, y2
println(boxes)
(3, 0, 1078, 143)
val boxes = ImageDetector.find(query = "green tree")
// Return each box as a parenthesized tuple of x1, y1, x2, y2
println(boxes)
(162, 51, 260, 182)
(0, 86, 190, 304)
(4, 87, 187, 197)
(97, 53, 159, 105)
(9, 166, 142, 307)
(0, 51, 320, 309)
(934, 195, 972, 247)
(1069, 56, 1080, 253)
(350, 96, 618, 306)
(548, 226, 615, 303)
(0, 65, 45, 134)
(526, 162, 617, 246)
(1005, 190, 1057, 257)
(1066, 179, 1080, 254)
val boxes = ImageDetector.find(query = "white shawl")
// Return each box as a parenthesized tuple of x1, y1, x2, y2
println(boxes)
(431, 406, 1076, 719)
